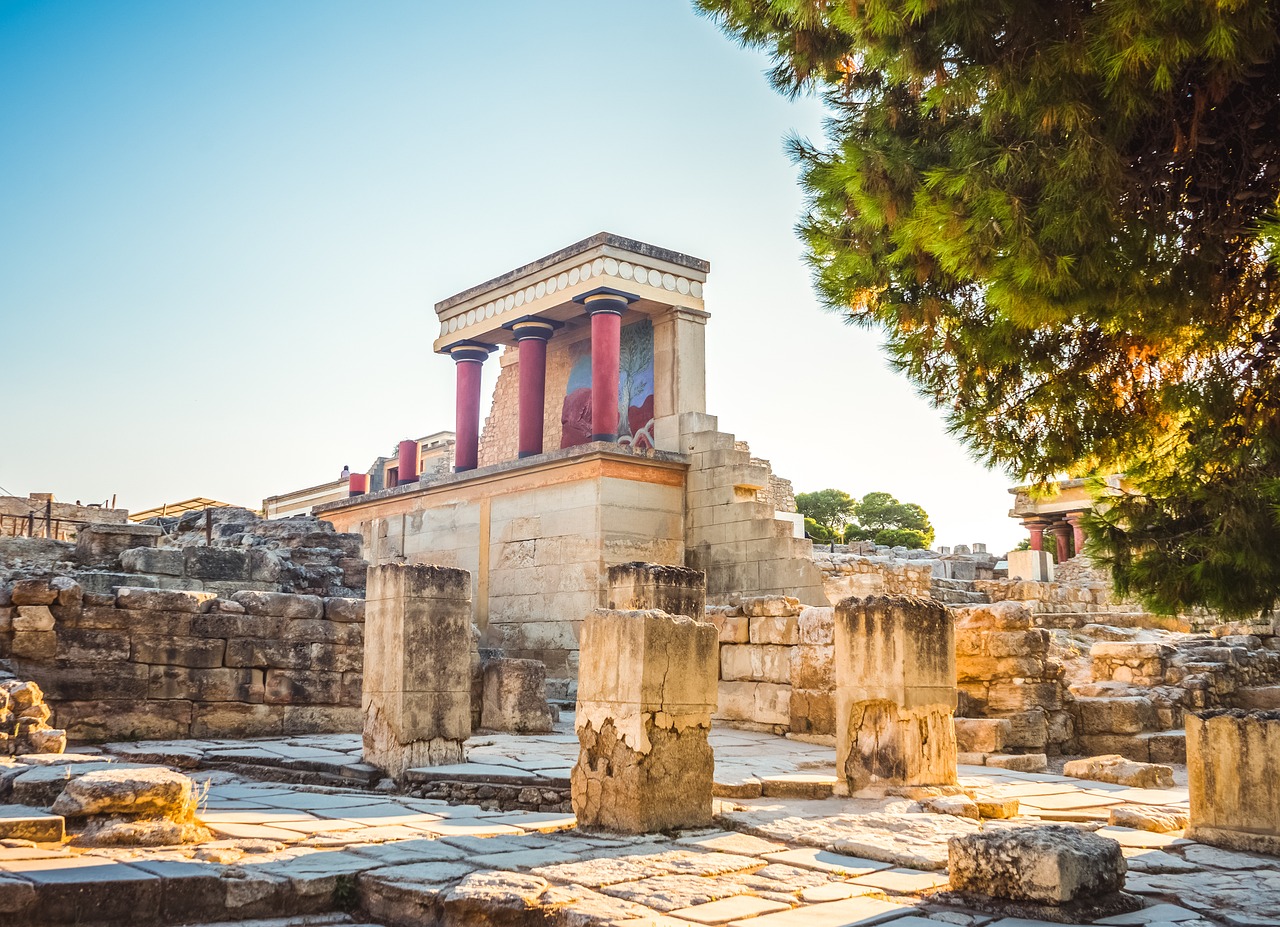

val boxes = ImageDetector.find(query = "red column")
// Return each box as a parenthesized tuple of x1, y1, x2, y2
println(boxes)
(1025, 521, 1045, 552)
(397, 439, 419, 486)
(447, 343, 493, 473)
(1051, 522, 1072, 563)
(510, 319, 556, 459)
(583, 294, 627, 442)
(1066, 513, 1086, 556)
(348, 473, 367, 496)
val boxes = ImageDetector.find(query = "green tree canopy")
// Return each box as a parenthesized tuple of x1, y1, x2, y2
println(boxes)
(851, 491, 935, 548)
(697, 0, 1280, 616)
(796, 488, 855, 539)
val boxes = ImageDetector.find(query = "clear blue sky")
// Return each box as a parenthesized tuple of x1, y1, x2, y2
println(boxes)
(0, 0, 1024, 551)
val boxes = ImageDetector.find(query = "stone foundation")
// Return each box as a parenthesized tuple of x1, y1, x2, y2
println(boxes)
(835, 595, 957, 792)
(572, 608, 717, 832)
(1186, 709, 1280, 855)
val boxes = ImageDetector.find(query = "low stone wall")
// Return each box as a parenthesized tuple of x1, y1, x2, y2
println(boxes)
(0, 578, 362, 742)
(1187, 709, 1280, 854)
(812, 554, 933, 604)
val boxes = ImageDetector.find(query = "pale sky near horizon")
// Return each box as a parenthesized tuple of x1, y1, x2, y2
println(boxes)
(0, 0, 1026, 552)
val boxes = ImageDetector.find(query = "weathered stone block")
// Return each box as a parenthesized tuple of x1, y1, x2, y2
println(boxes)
(835, 595, 957, 792)
(706, 611, 748, 643)
(325, 597, 365, 623)
(149, 666, 265, 702)
(573, 608, 718, 833)
(954, 718, 1010, 754)
(749, 615, 799, 645)
(75, 523, 161, 567)
(363, 563, 471, 777)
(119, 547, 184, 576)
(1063, 754, 1174, 788)
(1186, 709, 1280, 855)
(789, 688, 834, 736)
(231, 590, 324, 619)
(987, 682, 1063, 712)
(1077, 696, 1157, 735)
(720, 644, 790, 684)
(607, 562, 706, 619)
(56, 699, 194, 741)
(798, 606, 834, 644)
(183, 546, 251, 582)
(10, 580, 57, 606)
(714, 680, 790, 725)
(11, 630, 56, 661)
(948, 825, 1125, 904)
(131, 636, 226, 668)
(190, 702, 282, 739)
(481, 658, 553, 733)
(13, 606, 55, 632)
(57, 628, 131, 663)
(117, 587, 215, 614)
(790, 644, 834, 690)
(265, 669, 342, 705)
(741, 595, 802, 618)
(224, 638, 313, 669)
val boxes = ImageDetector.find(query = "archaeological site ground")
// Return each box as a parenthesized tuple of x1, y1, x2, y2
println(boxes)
(4, 234, 1280, 927)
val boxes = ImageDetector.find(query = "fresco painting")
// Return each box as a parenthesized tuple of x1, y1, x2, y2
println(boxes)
(560, 318, 655, 449)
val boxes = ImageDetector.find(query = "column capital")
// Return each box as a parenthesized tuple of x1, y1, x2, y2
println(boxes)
(443, 340, 496, 363)
(502, 316, 562, 341)
(574, 286, 638, 316)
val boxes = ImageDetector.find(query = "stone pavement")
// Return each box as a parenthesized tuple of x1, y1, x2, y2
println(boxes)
(2, 725, 1278, 926)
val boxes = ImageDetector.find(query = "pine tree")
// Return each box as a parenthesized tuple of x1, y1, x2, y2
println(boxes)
(698, 0, 1280, 616)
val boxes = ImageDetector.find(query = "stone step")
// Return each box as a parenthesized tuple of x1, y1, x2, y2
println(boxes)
(0, 804, 65, 841)
(1235, 686, 1280, 710)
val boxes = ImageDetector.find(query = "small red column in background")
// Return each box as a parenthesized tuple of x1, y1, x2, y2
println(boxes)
(348, 473, 367, 497)
(1051, 522, 1073, 563)
(1023, 519, 1046, 552)
(447, 342, 494, 473)
(507, 318, 558, 459)
(1066, 512, 1087, 556)
(397, 440, 419, 486)
(577, 290, 634, 443)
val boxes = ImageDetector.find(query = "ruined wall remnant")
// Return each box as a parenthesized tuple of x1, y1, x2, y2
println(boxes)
(363, 563, 472, 778)
(813, 553, 934, 604)
(1186, 709, 1280, 855)
(607, 562, 706, 618)
(0, 579, 363, 741)
(572, 607, 718, 832)
(835, 594, 958, 792)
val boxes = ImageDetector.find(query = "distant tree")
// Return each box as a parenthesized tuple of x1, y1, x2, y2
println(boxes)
(796, 488, 855, 540)
(872, 527, 930, 550)
(803, 515, 836, 543)
(852, 492, 935, 547)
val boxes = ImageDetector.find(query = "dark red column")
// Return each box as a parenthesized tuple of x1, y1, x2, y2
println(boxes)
(1051, 522, 1072, 563)
(348, 473, 367, 496)
(583, 294, 627, 442)
(511, 319, 556, 458)
(447, 342, 493, 473)
(1024, 520, 1046, 552)
(397, 439, 419, 486)
(1066, 513, 1086, 556)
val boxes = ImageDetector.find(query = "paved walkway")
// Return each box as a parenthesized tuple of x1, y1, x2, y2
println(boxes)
(1, 725, 1277, 926)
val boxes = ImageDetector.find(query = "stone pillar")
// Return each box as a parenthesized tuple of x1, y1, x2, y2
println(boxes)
(447, 342, 494, 473)
(576, 289, 634, 443)
(607, 562, 706, 618)
(1186, 709, 1280, 855)
(397, 440, 419, 486)
(572, 608, 718, 832)
(1007, 549, 1054, 582)
(508, 318, 558, 459)
(1050, 521, 1073, 562)
(1065, 512, 1087, 556)
(363, 563, 472, 778)
(834, 594, 957, 793)
(652, 305, 710, 451)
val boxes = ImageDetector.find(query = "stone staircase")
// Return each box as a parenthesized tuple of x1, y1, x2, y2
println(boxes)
(931, 576, 989, 605)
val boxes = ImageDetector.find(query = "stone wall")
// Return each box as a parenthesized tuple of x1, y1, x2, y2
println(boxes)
(707, 597, 835, 738)
(478, 347, 520, 468)
(0, 579, 362, 742)
(811, 553, 934, 604)
(0, 495, 128, 543)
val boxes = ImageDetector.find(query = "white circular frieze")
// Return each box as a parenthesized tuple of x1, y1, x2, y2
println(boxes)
(647, 269, 661, 287)
(546, 276, 557, 295)
(535, 281, 546, 299)
(515, 290, 525, 307)
(618, 261, 633, 280)
(505, 294, 515, 311)
(662, 273, 676, 290)
(592, 258, 604, 275)
(676, 277, 690, 295)
(691, 281, 703, 298)
(569, 267, 580, 285)
(557, 272, 568, 289)
(466, 309, 476, 325)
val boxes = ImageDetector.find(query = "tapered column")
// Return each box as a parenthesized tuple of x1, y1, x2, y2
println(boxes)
(575, 288, 637, 444)
(1050, 521, 1073, 562)
(446, 342, 494, 473)
(506, 318, 559, 459)
(1023, 518, 1048, 552)
(1065, 512, 1086, 556)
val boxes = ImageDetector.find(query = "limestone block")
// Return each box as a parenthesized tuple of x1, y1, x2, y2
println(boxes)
(954, 718, 1010, 754)
(224, 638, 313, 669)
(720, 644, 790, 684)
(1063, 754, 1174, 789)
(790, 644, 834, 690)
(13, 606, 55, 632)
(325, 597, 366, 623)
(789, 688, 835, 736)
(11, 630, 56, 660)
(116, 586, 215, 613)
(1007, 549, 1054, 582)
(998, 709, 1049, 748)
(1109, 805, 1188, 832)
(715, 680, 791, 725)
(119, 546, 184, 576)
(607, 562, 706, 619)
(231, 590, 323, 620)
(363, 563, 472, 778)
(149, 666, 265, 702)
(749, 614, 799, 645)
(10, 580, 57, 606)
(835, 595, 957, 791)
(741, 595, 802, 618)
(573, 608, 717, 832)
(1186, 709, 1280, 855)
(481, 658, 553, 733)
(798, 606, 834, 644)
(131, 636, 226, 668)
(706, 611, 748, 643)
(183, 546, 251, 581)
(985, 753, 1048, 772)
(948, 825, 1125, 904)
(265, 669, 342, 705)
(52, 767, 196, 820)
(1077, 696, 1157, 735)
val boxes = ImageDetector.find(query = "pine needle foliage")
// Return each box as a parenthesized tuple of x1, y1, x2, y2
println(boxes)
(697, 0, 1280, 616)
